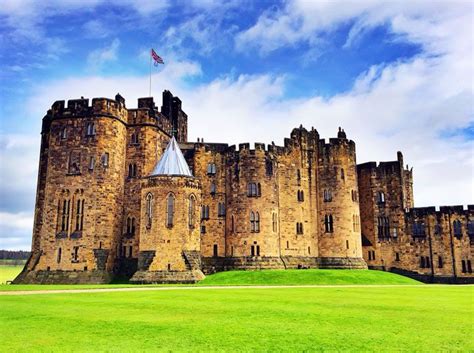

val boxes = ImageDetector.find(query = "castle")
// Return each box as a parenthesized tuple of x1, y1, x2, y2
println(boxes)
(14, 90, 473, 284)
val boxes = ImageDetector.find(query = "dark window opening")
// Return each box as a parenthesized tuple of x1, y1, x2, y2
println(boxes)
(324, 214, 334, 233)
(213, 244, 218, 257)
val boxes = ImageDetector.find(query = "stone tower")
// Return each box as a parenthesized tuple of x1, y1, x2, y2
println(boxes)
(130, 137, 204, 283)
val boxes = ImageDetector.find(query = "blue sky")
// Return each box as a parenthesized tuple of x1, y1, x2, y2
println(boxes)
(0, 0, 473, 250)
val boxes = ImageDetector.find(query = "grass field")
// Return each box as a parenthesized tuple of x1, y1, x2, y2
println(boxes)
(1, 285, 472, 352)
(0, 268, 420, 291)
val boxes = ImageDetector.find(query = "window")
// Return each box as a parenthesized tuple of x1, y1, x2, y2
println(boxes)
(145, 193, 153, 228)
(101, 153, 109, 168)
(395, 252, 400, 261)
(89, 156, 95, 171)
(296, 222, 303, 234)
(247, 183, 260, 197)
(272, 213, 277, 232)
(351, 190, 358, 202)
(210, 183, 216, 194)
(377, 191, 385, 204)
(434, 223, 442, 236)
(126, 217, 136, 236)
(346, 240, 349, 249)
(266, 159, 273, 176)
(296, 169, 301, 185)
(368, 250, 376, 261)
(60, 127, 67, 139)
(207, 163, 216, 175)
(468, 260, 472, 273)
(468, 220, 474, 237)
(420, 256, 430, 268)
(57, 248, 62, 263)
(324, 214, 334, 233)
(308, 247, 311, 255)
(131, 133, 139, 145)
(323, 189, 332, 202)
(453, 220, 462, 238)
(412, 222, 426, 238)
(86, 122, 96, 136)
(297, 190, 304, 202)
(438, 256, 443, 268)
(286, 241, 289, 249)
(128, 163, 137, 178)
(68, 151, 81, 174)
(250, 211, 260, 233)
(392, 225, 398, 238)
(72, 246, 79, 262)
(340, 168, 345, 180)
(188, 195, 195, 228)
(377, 217, 390, 238)
(61, 199, 71, 232)
(218, 203, 226, 217)
(461, 260, 466, 273)
(201, 205, 210, 220)
(75, 199, 84, 231)
(166, 194, 175, 228)
(201, 225, 206, 234)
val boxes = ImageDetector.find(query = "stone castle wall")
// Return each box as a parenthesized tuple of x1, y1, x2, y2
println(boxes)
(14, 91, 472, 284)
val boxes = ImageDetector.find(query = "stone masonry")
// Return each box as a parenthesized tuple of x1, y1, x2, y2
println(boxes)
(13, 90, 473, 284)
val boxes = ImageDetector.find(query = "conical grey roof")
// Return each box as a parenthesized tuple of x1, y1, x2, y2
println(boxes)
(151, 136, 192, 176)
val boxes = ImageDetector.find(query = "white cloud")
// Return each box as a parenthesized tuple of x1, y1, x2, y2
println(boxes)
(87, 39, 121, 70)
(235, 0, 472, 56)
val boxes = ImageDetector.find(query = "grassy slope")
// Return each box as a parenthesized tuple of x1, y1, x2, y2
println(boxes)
(1, 286, 472, 352)
(198, 269, 420, 286)
(0, 269, 419, 291)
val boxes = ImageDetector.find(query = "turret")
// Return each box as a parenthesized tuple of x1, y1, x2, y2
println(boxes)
(317, 128, 366, 268)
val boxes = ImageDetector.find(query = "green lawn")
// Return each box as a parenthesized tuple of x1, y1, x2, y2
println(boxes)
(1, 285, 472, 352)
(198, 269, 420, 286)
(0, 269, 419, 291)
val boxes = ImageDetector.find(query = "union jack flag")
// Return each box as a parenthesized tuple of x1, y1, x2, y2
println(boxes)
(151, 49, 164, 66)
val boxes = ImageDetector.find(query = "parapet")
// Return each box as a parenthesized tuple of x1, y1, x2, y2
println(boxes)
(47, 94, 129, 122)
(406, 205, 473, 217)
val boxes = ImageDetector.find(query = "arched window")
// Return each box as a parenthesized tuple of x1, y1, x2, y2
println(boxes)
(86, 122, 96, 136)
(188, 195, 195, 228)
(75, 199, 84, 231)
(60, 127, 67, 139)
(325, 214, 334, 233)
(145, 193, 153, 228)
(201, 205, 210, 220)
(323, 189, 332, 202)
(453, 220, 462, 238)
(166, 193, 175, 228)
(131, 133, 139, 145)
(218, 203, 226, 217)
(250, 211, 255, 232)
(377, 191, 385, 204)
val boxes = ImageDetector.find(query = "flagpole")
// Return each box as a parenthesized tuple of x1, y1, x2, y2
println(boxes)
(149, 49, 152, 97)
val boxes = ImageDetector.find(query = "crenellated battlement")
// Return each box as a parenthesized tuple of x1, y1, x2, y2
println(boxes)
(405, 205, 474, 217)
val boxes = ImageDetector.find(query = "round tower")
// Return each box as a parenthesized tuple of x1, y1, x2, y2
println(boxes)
(15, 96, 129, 283)
(316, 128, 366, 269)
(131, 137, 203, 283)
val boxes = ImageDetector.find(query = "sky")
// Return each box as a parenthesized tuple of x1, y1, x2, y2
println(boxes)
(0, 0, 473, 250)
